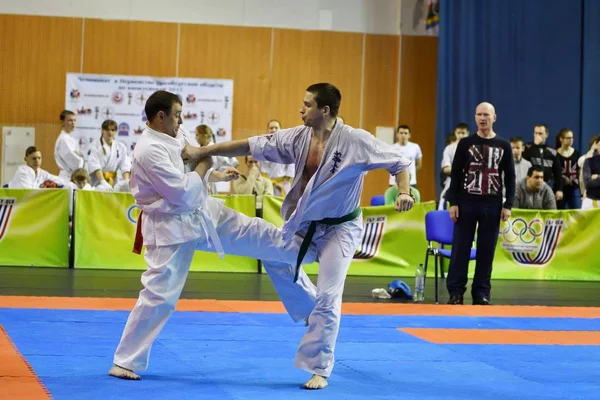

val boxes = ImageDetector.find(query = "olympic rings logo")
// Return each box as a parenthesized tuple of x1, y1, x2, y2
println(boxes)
(126, 205, 141, 224)
(501, 218, 544, 244)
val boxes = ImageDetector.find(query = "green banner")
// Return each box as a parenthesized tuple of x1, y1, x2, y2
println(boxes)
(493, 209, 600, 280)
(0, 189, 70, 267)
(263, 196, 600, 280)
(74, 191, 258, 272)
(261, 196, 437, 276)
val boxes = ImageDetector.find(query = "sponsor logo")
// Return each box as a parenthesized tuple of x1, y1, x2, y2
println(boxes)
(0, 198, 16, 242)
(207, 111, 220, 124)
(70, 89, 81, 101)
(100, 106, 115, 119)
(186, 94, 196, 104)
(112, 91, 124, 104)
(354, 216, 386, 259)
(183, 111, 198, 120)
(127, 205, 141, 224)
(500, 217, 564, 266)
(76, 106, 92, 115)
(118, 122, 130, 136)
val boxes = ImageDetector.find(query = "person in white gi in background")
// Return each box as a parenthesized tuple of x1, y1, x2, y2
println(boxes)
(260, 119, 295, 196)
(182, 83, 414, 390)
(54, 110, 85, 181)
(109, 90, 317, 381)
(194, 124, 239, 194)
(87, 119, 132, 192)
(9, 146, 64, 188)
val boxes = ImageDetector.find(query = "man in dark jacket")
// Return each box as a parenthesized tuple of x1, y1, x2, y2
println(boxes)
(522, 123, 563, 201)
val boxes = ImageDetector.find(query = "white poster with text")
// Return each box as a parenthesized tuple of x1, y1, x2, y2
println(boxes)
(65, 73, 233, 155)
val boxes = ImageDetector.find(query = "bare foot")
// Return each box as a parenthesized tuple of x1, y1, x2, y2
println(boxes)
(303, 374, 328, 389)
(108, 364, 141, 380)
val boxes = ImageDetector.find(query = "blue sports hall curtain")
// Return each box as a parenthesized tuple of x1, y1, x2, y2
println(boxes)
(434, 0, 593, 195)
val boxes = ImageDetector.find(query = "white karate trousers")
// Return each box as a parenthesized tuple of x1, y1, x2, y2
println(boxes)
(113, 206, 317, 371)
(582, 197, 600, 209)
(262, 216, 363, 378)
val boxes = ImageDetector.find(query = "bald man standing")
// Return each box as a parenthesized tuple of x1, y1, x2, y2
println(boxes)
(445, 102, 515, 305)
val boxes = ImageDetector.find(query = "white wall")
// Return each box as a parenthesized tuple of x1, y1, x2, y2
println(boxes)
(0, 0, 402, 34)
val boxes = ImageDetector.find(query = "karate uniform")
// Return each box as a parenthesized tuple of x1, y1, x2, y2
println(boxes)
(249, 122, 411, 378)
(54, 131, 85, 181)
(179, 125, 238, 194)
(8, 165, 64, 188)
(113, 126, 317, 372)
(261, 161, 295, 196)
(87, 138, 131, 189)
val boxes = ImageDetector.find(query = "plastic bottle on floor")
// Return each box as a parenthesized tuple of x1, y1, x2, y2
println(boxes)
(413, 263, 425, 302)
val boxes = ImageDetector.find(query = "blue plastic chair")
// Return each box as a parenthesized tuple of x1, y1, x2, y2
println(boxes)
(424, 210, 476, 303)
(370, 195, 385, 206)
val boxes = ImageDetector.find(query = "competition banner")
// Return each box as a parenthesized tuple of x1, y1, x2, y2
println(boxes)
(0, 189, 70, 267)
(74, 191, 257, 272)
(493, 208, 600, 280)
(262, 197, 600, 280)
(65, 73, 233, 154)
(261, 196, 437, 276)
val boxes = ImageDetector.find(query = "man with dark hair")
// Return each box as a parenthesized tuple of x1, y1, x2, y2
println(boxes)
(232, 155, 274, 210)
(109, 90, 318, 380)
(513, 165, 557, 210)
(182, 82, 414, 389)
(54, 109, 84, 181)
(389, 124, 423, 188)
(8, 146, 64, 188)
(523, 123, 563, 200)
(438, 123, 470, 209)
(510, 136, 532, 182)
(446, 102, 515, 306)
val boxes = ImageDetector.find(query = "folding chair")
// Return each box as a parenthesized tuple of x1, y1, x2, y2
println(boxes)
(370, 195, 385, 206)
(423, 210, 476, 303)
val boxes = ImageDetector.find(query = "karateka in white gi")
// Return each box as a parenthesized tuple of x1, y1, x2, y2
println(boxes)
(87, 119, 132, 192)
(9, 146, 64, 188)
(182, 83, 414, 389)
(54, 110, 85, 182)
(109, 90, 317, 380)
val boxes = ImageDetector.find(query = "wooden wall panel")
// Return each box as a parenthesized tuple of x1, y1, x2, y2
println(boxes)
(1, 14, 438, 196)
(0, 15, 82, 175)
(398, 35, 438, 202)
(178, 24, 272, 140)
(360, 34, 400, 206)
(83, 19, 177, 77)
(270, 29, 363, 129)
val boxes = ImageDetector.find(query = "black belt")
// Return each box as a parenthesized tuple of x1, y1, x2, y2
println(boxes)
(293, 207, 361, 282)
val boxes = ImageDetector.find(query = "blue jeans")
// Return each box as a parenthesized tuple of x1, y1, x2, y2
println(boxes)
(558, 186, 581, 209)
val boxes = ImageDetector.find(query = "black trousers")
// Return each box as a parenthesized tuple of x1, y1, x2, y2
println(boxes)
(446, 201, 502, 299)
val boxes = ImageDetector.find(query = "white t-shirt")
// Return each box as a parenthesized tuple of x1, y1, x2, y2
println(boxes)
(388, 141, 422, 185)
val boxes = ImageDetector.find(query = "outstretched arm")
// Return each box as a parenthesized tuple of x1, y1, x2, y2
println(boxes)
(182, 140, 250, 163)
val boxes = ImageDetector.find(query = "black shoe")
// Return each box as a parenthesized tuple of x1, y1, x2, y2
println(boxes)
(472, 296, 491, 305)
(447, 294, 464, 305)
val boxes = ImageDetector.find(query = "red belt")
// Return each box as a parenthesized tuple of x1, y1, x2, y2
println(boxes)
(132, 211, 143, 255)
